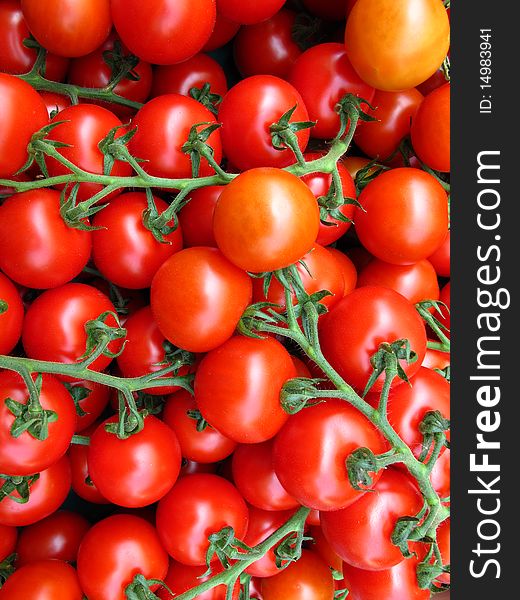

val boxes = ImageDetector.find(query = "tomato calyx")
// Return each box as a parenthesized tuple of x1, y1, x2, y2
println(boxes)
(102, 41, 142, 91)
(204, 526, 260, 576)
(434, 365, 451, 382)
(334, 93, 376, 142)
(418, 410, 450, 464)
(353, 159, 388, 194)
(0, 473, 39, 504)
(125, 573, 170, 600)
(80, 311, 127, 366)
(391, 514, 424, 559)
(273, 528, 312, 569)
(187, 408, 210, 432)
(20, 121, 71, 178)
(317, 167, 362, 226)
(346, 447, 382, 491)
(181, 121, 225, 178)
(363, 339, 418, 397)
(269, 105, 316, 166)
(416, 545, 451, 593)
(415, 300, 451, 352)
(0, 300, 7, 315)
(0, 553, 16, 587)
(189, 82, 223, 116)
(63, 383, 91, 418)
(280, 377, 326, 414)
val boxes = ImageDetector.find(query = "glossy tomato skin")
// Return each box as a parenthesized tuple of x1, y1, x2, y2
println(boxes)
(0, 559, 83, 600)
(162, 389, 237, 463)
(178, 186, 223, 247)
(0, 73, 48, 178)
(77, 514, 169, 600)
(309, 526, 343, 574)
(157, 561, 240, 600)
(232, 440, 300, 511)
(320, 287, 427, 392)
(195, 336, 296, 444)
(355, 168, 449, 265)
(0, 189, 92, 289)
(289, 43, 375, 139)
(345, 0, 450, 91)
(70, 380, 110, 433)
(68, 425, 109, 505)
(151, 247, 252, 353)
(428, 229, 450, 278)
(22, 283, 123, 374)
(129, 94, 222, 179)
(273, 399, 387, 511)
(326, 248, 358, 295)
(156, 474, 249, 566)
(0, 456, 71, 527)
(218, 76, 310, 170)
(321, 468, 423, 570)
(40, 91, 72, 118)
(438, 281, 451, 337)
(111, 0, 216, 65)
(88, 415, 181, 507)
(0, 524, 17, 562)
(0, 273, 23, 355)
(261, 550, 335, 600)
(202, 11, 241, 52)
(213, 168, 320, 272)
(411, 83, 450, 172)
(217, 0, 285, 25)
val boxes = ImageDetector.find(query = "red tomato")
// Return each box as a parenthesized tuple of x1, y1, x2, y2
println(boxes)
(261, 550, 334, 600)
(345, 0, 450, 91)
(417, 68, 449, 97)
(232, 440, 300, 511)
(422, 346, 450, 372)
(16, 510, 90, 566)
(40, 91, 72, 118)
(156, 474, 249, 566)
(0, 73, 48, 178)
(273, 399, 387, 511)
(218, 76, 310, 170)
(151, 247, 252, 353)
(151, 53, 228, 99)
(357, 258, 440, 304)
(202, 11, 241, 52)
(354, 88, 423, 159)
(68, 425, 109, 505)
(319, 286, 427, 392)
(213, 168, 320, 272)
(0, 524, 17, 562)
(77, 514, 169, 600)
(291, 356, 312, 378)
(234, 9, 301, 79)
(157, 561, 240, 600)
(88, 415, 181, 508)
(355, 168, 449, 265)
(0, 559, 83, 600)
(289, 43, 375, 140)
(430, 449, 450, 500)
(129, 94, 222, 179)
(321, 468, 423, 570)
(0, 456, 71, 527)
(195, 336, 296, 443)
(326, 248, 358, 295)
(22, 283, 123, 374)
(438, 281, 451, 337)
(309, 526, 343, 574)
(428, 229, 450, 278)
(0, 273, 23, 355)
(304, 0, 348, 20)
(178, 186, 223, 247)
(217, 0, 285, 25)
(0, 189, 92, 289)
(69, 380, 110, 433)
(45, 104, 132, 202)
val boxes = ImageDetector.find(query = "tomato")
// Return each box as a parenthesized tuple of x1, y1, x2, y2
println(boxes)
(16, 510, 90, 566)
(151, 53, 228, 99)
(326, 248, 357, 295)
(217, 0, 285, 25)
(178, 186, 223, 247)
(357, 258, 440, 304)
(289, 43, 375, 140)
(234, 9, 301, 79)
(342, 155, 372, 180)
(438, 281, 450, 336)
(430, 448, 450, 499)
(273, 399, 386, 511)
(88, 415, 181, 508)
(77, 514, 169, 600)
(354, 88, 423, 159)
(291, 356, 312, 379)
(151, 247, 252, 353)
(156, 474, 249, 566)
(0, 189, 92, 289)
(232, 440, 300, 511)
(301, 152, 357, 246)
(0, 73, 48, 178)
(218, 76, 311, 170)
(0, 456, 71, 527)
(22, 283, 123, 374)
(69, 380, 110, 433)
(0, 559, 83, 600)
(308, 526, 343, 574)
(213, 168, 319, 272)
(303, 0, 348, 20)
(411, 83, 450, 172)
(320, 286, 427, 392)
(162, 390, 237, 463)
(157, 561, 240, 600)
(261, 550, 334, 600)
(21, 0, 111, 58)
(111, 0, 216, 65)
(202, 11, 241, 52)
(417, 68, 449, 97)
(355, 168, 449, 265)
(40, 91, 72, 118)
(437, 518, 450, 583)
(0, 524, 17, 562)
(129, 94, 222, 179)
(195, 336, 296, 443)
(0, 273, 23, 356)
(0, 0, 69, 78)
(68, 425, 109, 505)
(428, 229, 450, 278)
(422, 346, 450, 371)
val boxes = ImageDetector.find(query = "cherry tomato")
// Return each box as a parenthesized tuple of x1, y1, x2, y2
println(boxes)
(40, 91, 72, 117)
(68, 425, 109, 505)
(428, 229, 450, 278)
(0, 524, 17, 562)
(326, 248, 357, 295)
(0, 273, 23, 355)
(178, 186, 223, 247)
(151, 247, 252, 353)
(88, 415, 181, 508)
(202, 12, 241, 52)
(157, 561, 240, 600)
(437, 281, 451, 337)
(213, 168, 319, 272)
(218, 76, 311, 170)
(0, 73, 48, 178)
(195, 336, 296, 444)
(422, 346, 450, 372)
(345, 0, 450, 91)
(217, 0, 285, 25)
(77, 514, 169, 600)
(289, 43, 375, 140)
(69, 380, 110, 433)
(309, 526, 343, 574)
(355, 168, 449, 265)
(319, 286, 427, 392)
(156, 474, 249, 566)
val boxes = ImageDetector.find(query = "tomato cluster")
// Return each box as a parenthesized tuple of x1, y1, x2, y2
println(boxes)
(0, 1, 450, 600)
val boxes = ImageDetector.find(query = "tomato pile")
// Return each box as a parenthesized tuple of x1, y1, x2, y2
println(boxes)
(0, 1, 451, 599)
